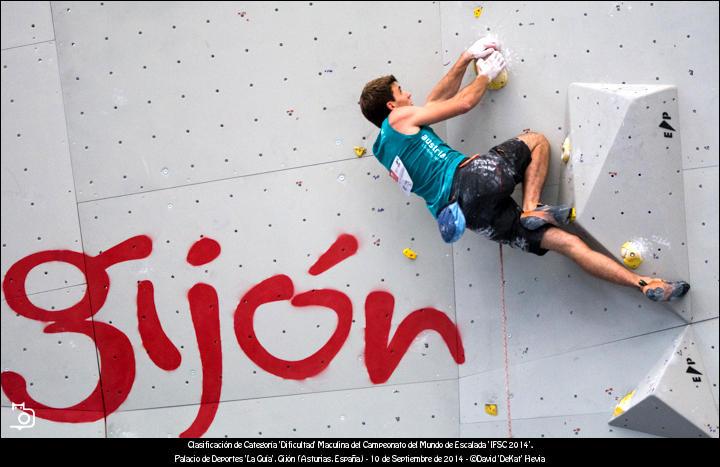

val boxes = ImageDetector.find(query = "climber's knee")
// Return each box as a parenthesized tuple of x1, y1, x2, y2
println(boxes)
(516, 131, 549, 153)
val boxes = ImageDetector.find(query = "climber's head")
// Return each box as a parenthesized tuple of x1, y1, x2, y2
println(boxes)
(359, 75, 413, 128)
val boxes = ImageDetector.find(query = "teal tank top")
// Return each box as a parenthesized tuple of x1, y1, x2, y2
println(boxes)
(372, 117, 466, 218)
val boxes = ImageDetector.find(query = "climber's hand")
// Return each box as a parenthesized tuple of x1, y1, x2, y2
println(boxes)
(477, 50, 506, 81)
(467, 36, 501, 60)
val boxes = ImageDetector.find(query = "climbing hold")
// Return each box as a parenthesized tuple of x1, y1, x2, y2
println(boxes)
(488, 68, 508, 90)
(620, 241, 643, 269)
(561, 136, 571, 163)
(569, 207, 576, 223)
(484, 404, 498, 416)
(613, 390, 636, 417)
(473, 61, 508, 90)
(354, 146, 367, 157)
(403, 248, 417, 260)
(474, 7, 483, 18)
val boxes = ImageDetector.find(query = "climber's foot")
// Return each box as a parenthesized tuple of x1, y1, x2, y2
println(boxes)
(639, 278, 690, 302)
(520, 204, 575, 230)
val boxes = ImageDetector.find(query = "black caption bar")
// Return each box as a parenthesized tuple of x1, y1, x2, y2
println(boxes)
(174, 439, 544, 464)
(5, 437, 715, 465)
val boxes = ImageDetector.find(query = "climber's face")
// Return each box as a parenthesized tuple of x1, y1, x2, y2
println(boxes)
(387, 82, 413, 110)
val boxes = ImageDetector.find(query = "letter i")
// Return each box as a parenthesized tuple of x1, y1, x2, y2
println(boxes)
(180, 236, 223, 438)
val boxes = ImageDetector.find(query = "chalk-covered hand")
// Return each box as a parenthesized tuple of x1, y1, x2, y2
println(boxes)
(467, 36, 501, 59)
(476, 50, 506, 81)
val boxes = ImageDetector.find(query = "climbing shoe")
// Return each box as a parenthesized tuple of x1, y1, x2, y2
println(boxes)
(639, 279, 690, 302)
(520, 204, 576, 230)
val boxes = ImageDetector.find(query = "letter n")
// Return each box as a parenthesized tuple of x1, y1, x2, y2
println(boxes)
(364, 291, 465, 384)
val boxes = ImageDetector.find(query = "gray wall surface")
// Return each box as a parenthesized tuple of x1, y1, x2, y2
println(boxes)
(1, 1, 717, 438)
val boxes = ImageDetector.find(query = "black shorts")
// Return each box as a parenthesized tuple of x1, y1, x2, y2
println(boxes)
(449, 138, 550, 256)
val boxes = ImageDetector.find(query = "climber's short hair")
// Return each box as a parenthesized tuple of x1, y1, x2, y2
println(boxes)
(359, 75, 397, 128)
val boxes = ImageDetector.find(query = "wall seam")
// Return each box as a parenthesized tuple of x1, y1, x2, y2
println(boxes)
(47, 0, 109, 439)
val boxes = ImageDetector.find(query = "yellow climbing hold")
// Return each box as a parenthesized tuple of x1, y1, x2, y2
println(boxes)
(473, 61, 508, 90)
(613, 390, 636, 417)
(620, 241, 643, 269)
(354, 146, 367, 157)
(488, 68, 508, 90)
(403, 248, 417, 260)
(569, 207, 577, 223)
(561, 136, 571, 163)
(484, 404, 498, 416)
(474, 7, 484, 18)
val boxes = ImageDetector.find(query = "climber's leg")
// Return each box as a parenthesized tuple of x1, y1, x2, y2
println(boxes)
(539, 227, 690, 301)
(515, 130, 550, 212)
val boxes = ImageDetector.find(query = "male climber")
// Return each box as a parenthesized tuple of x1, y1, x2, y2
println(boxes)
(358, 37, 689, 302)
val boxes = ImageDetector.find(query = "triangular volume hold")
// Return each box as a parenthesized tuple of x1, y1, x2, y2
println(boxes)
(560, 83, 691, 321)
(608, 326, 719, 437)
